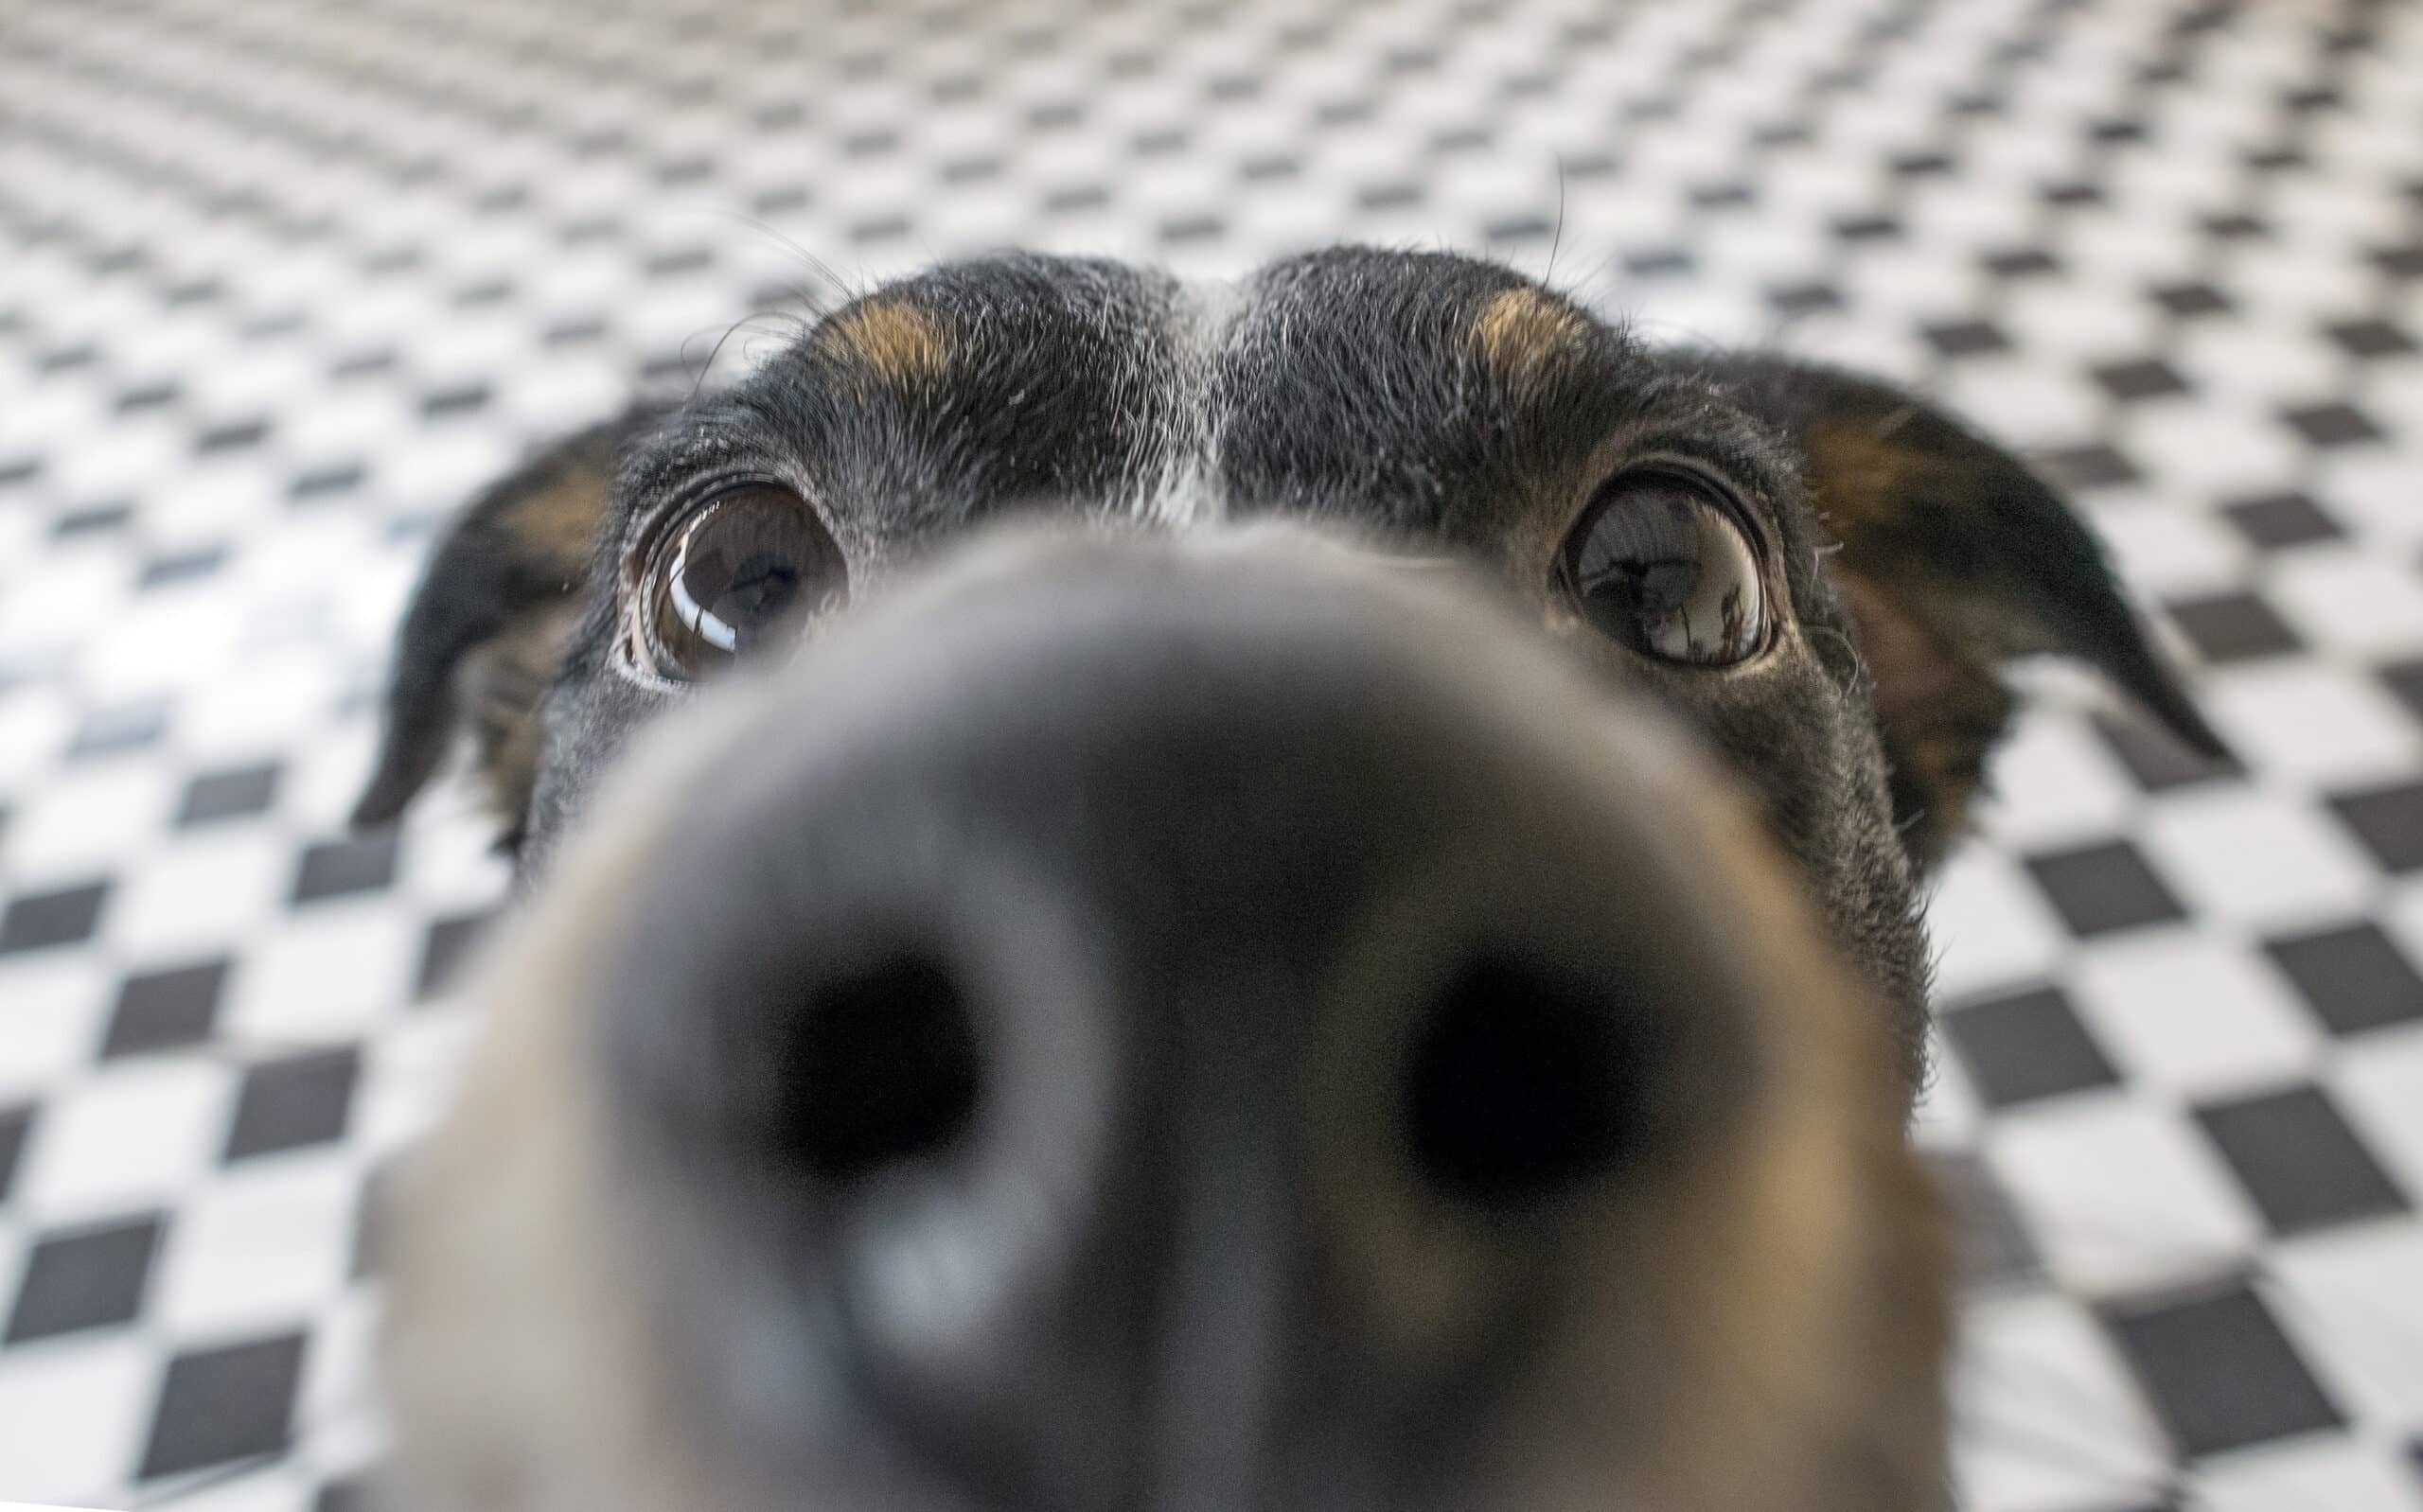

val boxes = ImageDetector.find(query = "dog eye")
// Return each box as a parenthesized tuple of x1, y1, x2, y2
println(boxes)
(1557, 468, 1768, 666)
(636, 484, 847, 681)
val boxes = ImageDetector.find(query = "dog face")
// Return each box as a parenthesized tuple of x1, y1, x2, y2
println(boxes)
(361, 249, 2218, 1512)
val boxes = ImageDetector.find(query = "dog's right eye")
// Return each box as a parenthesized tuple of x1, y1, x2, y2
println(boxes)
(632, 484, 848, 682)
(1556, 466, 1770, 668)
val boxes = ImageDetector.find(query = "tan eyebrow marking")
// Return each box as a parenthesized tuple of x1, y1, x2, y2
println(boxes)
(1472, 287, 1590, 396)
(821, 299, 950, 387)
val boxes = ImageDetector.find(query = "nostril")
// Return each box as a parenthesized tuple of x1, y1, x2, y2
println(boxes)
(1405, 955, 1646, 1209)
(778, 954, 983, 1184)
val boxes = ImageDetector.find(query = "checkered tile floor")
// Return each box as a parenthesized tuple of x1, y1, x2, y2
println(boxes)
(2, 0, 2420, 1506)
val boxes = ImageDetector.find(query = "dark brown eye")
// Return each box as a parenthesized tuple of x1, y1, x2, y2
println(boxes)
(635, 484, 847, 681)
(1557, 469, 1769, 666)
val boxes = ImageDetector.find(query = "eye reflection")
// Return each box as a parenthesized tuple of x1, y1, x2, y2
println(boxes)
(635, 484, 848, 682)
(1559, 471, 1768, 666)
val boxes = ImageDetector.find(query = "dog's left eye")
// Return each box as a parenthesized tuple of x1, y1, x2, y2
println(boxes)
(634, 484, 848, 681)
(1557, 468, 1769, 666)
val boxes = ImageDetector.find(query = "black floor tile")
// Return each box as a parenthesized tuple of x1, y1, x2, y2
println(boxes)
(51, 502, 133, 538)
(0, 881, 112, 954)
(2093, 357, 2191, 401)
(2093, 710, 2239, 792)
(415, 911, 490, 1000)
(2032, 442, 2143, 491)
(1767, 279, 1844, 315)
(2267, 922, 2423, 1037)
(138, 1331, 309, 1480)
(0, 1104, 30, 1204)
(2195, 1085, 2407, 1235)
(137, 546, 229, 589)
(1983, 246, 2060, 278)
(176, 763, 282, 825)
(102, 958, 231, 1058)
(5, 1214, 165, 1343)
(290, 834, 399, 904)
(2383, 657, 2423, 722)
(2325, 317, 2416, 359)
(2104, 1281, 2342, 1458)
(1924, 318, 2013, 357)
(2165, 591, 2304, 663)
(224, 1047, 361, 1161)
(287, 462, 365, 502)
(1944, 986, 2122, 1106)
(2025, 841, 2187, 937)
(2281, 400, 2386, 448)
(2327, 780, 2423, 873)
(2221, 491, 2341, 550)
(2149, 279, 2233, 317)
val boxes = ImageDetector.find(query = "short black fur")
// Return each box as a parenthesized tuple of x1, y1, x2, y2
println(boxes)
(359, 247, 2216, 1099)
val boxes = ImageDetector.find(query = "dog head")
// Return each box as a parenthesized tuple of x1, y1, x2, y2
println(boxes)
(361, 249, 2218, 1512)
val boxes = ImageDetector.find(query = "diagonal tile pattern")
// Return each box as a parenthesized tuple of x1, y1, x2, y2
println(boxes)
(2, 0, 2422, 1507)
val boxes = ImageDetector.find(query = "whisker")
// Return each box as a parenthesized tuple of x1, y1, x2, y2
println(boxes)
(676, 311, 813, 404)
(1546, 155, 1569, 288)
(1801, 621, 1868, 697)
(704, 207, 856, 310)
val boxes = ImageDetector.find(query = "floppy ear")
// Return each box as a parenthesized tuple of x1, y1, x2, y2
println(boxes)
(352, 411, 647, 849)
(1685, 353, 2227, 869)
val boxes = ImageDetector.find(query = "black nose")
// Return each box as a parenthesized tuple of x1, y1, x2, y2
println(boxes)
(593, 536, 1760, 1512)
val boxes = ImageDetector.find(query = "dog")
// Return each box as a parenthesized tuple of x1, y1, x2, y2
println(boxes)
(356, 248, 2222, 1512)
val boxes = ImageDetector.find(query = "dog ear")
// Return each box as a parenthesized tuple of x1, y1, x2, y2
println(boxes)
(1686, 353, 2227, 869)
(352, 412, 645, 849)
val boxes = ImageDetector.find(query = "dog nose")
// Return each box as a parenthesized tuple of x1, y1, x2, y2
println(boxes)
(589, 536, 1766, 1511)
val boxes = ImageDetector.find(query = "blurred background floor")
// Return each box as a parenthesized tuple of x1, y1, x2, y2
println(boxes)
(1, 0, 2421, 1506)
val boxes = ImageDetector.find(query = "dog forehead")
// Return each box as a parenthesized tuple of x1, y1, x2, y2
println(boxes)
(1213, 247, 1633, 536)
(766, 248, 1642, 536)
(813, 246, 1579, 377)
